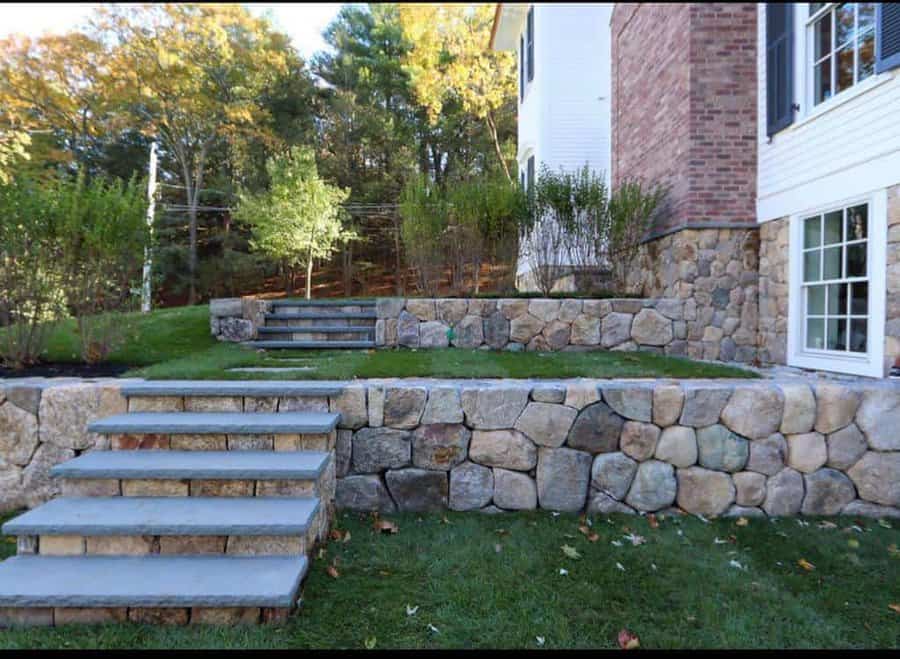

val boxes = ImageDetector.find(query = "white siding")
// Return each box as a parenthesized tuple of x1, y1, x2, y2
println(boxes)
(757, 3, 900, 223)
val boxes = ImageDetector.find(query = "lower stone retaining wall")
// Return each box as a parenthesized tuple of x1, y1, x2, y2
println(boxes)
(2, 377, 898, 518)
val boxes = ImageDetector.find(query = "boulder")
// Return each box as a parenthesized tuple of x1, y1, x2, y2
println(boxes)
(570, 315, 601, 345)
(590, 452, 638, 500)
(779, 384, 816, 435)
(39, 383, 118, 452)
(209, 298, 242, 317)
(461, 387, 529, 429)
(335, 429, 352, 478)
(22, 443, 74, 508)
(841, 500, 900, 519)
(406, 299, 436, 321)
(601, 312, 632, 347)
(676, 467, 735, 516)
(631, 308, 673, 346)
(855, 388, 900, 450)
(466, 299, 496, 317)
(436, 298, 468, 325)
(679, 386, 732, 427)
(825, 424, 868, 471)
(762, 468, 804, 516)
(624, 460, 677, 512)
(421, 386, 464, 424)
(510, 314, 545, 343)
(583, 299, 611, 318)
(498, 298, 529, 320)
(483, 311, 510, 349)
(566, 402, 625, 454)
(558, 299, 583, 323)
(652, 384, 684, 427)
(449, 462, 493, 511)
(385, 468, 448, 511)
(514, 402, 577, 448)
(654, 426, 697, 467)
(528, 299, 561, 323)
(382, 387, 427, 429)
(351, 427, 412, 473)
(419, 321, 450, 348)
(0, 402, 39, 466)
(536, 447, 592, 511)
(603, 386, 652, 422)
(746, 433, 788, 476)
(786, 432, 827, 473)
(335, 475, 395, 512)
(732, 471, 766, 507)
(542, 321, 571, 350)
(847, 452, 900, 506)
(218, 317, 255, 342)
(492, 468, 537, 510)
(564, 383, 602, 410)
(620, 421, 661, 461)
(375, 297, 405, 319)
(723, 505, 765, 518)
(451, 315, 484, 348)
(469, 429, 537, 471)
(696, 425, 749, 472)
(720, 385, 784, 439)
(813, 384, 860, 434)
(531, 385, 566, 404)
(412, 424, 470, 471)
(367, 386, 385, 427)
(397, 310, 420, 348)
(4, 384, 42, 415)
(801, 468, 856, 515)
(586, 491, 635, 515)
(329, 385, 367, 429)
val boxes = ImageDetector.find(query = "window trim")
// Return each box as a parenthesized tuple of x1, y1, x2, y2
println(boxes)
(787, 189, 887, 377)
(526, 6, 534, 83)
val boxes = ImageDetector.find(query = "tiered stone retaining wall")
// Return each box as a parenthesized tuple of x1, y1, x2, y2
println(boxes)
(4, 378, 897, 518)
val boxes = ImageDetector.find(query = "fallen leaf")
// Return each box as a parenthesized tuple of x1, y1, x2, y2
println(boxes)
(427, 623, 440, 634)
(623, 533, 646, 546)
(714, 537, 728, 545)
(889, 604, 900, 614)
(559, 568, 569, 576)
(617, 629, 640, 650)
(440, 516, 452, 525)
(611, 540, 623, 547)
(817, 521, 838, 530)
(536, 636, 545, 646)
(729, 560, 744, 570)
(796, 519, 809, 527)
(329, 529, 343, 541)
(326, 564, 340, 579)
(406, 604, 419, 616)
(495, 528, 509, 536)
(735, 517, 749, 527)
(651, 563, 657, 571)
(551, 512, 560, 517)
(561, 544, 582, 560)
(364, 636, 377, 649)
(647, 514, 659, 529)
(373, 519, 399, 534)
(588, 533, 600, 543)
(616, 562, 625, 571)
(878, 519, 893, 529)
(888, 544, 899, 557)
(578, 525, 591, 536)
(343, 530, 352, 543)
(798, 558, 816, 571)
(317, 547, 327, 560)
(848, 538, 860, 549)
(494, 543, 503, 554)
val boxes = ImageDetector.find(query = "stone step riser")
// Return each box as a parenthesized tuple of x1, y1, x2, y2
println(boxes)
(109, 432, 335, 452)
(245, 340, 375, 349)
(0, 605, 293, 627)
(60, 474, 331, 500)
(259, 332, 374, 342)
(264, 319, 375, 328)
(274, 305, 370, 314)
(126, 396, 335, 414)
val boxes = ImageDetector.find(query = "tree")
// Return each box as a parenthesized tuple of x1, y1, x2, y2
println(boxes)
(98, 3, 294, 304)
(234, 147, 356, 299)
(398, 3, 517, 182)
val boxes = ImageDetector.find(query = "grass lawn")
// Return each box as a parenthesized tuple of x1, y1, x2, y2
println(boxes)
(0, 510, 897, 649)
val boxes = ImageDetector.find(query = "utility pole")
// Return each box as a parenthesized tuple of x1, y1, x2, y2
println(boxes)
(141, 141, 158, 313)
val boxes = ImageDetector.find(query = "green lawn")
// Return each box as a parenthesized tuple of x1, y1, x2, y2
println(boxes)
(0, 511, 897, 649)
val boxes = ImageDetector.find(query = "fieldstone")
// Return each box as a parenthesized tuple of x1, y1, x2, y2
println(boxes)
(762, 468, 804, 516)
(461, 387, 529, 429)
(385, 468, 448, 511)
(536, 447, 592, 511)
(22, 443, 74, 507)
(631, 309, 673, 346)
(587, 491, 635, 515)
(625, 460, 677, 511)
(558, 299, 583, 322)
(747, 433, 788, 475)
(279, 395, 328, 413)
(620, 421, 660, 461)
(0, 465, 24, 511)
(801, 468, 857, 515)
(351, 427, 411, 473)
(469, 430, 537, 471)
(0, 402, 39, 466)
(397, 310, 420, 348)
(696, 425, 749, 472)
(531, 385, 566, 404)
(855, 388, 900, 450)
(407, 299, 436, 321)
(498, 298, 529, 320)
(436, 299, 468, 325)
(411, 424, 470, 471)
(603, 386, 652, 422)
(720, 386, 784, 439)
(419, 321, 450, 348)
(847, 452, 900, 506)
(452, 315, 484, 348)
(655, 299, 683, 320)
(335, 429, 352, 478)
(335, 475, 395, 512)
(542, 321, 571, 350)
(526, 334, 550, 352)
(826, 424, 868, 471)
(679, 386, 732, 427)
(375, 297, 404, 319)
(4, 384, 42, 415)
(492, 468, 537, 510)
(484, 311, 510, 349)
(528, 299, 561, 323)
(779, 384, 816, 435)
(570, 315, 601, 345)
(654, 426, 697, 467)
(421, 386, 464, 424)
(601, 312, 632, 347)
(723, 505, 765, 518)
(841, 500, 900, 519)
(583, 299, 611, 317)
(590, 452, 638, 500)
(330, 385, 367, 429)
(813, 384, 860, 434)
(566, 402, 625, 454)
(38, 383, 109, 451)
(382, 387, 427, 429)
(733, 471, 767, 507)
(564, 383, 601, 410)
(514, 402, 577, 448)
(510, 314, 544, 343)
(786, 432, 827, 473)
(219, 317, 255, 342)
(652, 384, 684, 427)
(209, 297, 242, 316)
(467, 299, 496, 317)
(676, 467, 735, 516)
(449, 462, 493, 511)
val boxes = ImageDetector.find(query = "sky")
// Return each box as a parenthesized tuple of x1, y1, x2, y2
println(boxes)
(0, 3, 344, 60)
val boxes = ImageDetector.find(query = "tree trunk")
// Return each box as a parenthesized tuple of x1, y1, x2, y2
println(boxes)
(187, 205, 198, 305)
(305, 258, 313, 300)
(486, 111, 512, 184)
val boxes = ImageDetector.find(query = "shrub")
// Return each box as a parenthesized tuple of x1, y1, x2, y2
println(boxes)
(399, 175, 449, 296)
(605, 178, 668, 294)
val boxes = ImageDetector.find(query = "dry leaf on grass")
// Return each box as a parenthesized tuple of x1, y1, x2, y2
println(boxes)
(578, 525, 591, 536)
(329, 529, 343, 541)
(326, 564, 340, 579)
(735, 517, 749, 527)
(889, 603, 900, 614)
(797, 558, 816, 571)
(617, 629, 640, 650)
(561, 544, 582, 560)
(373, 519, 399, 534)
(588, 533, 600, 543)
(406, 604, 419, 616)
(647, 514, 659, 529)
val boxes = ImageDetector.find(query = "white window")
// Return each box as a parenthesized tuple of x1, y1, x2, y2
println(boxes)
(808, 2, 876, 106)
(788, 191, 887, 377)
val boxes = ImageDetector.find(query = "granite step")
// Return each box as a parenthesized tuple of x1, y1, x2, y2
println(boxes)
(245, 340, 375, 350)
(258, 325, 373, 334)
(0, 555, 306, 608)
(3, 497, 320, 537)
(87, 412, 340, 435)
(270, 299, 375, 308)
(119, 381, 346, 398)
(265, 311, 377, 321)
(51, 450, 331, 482)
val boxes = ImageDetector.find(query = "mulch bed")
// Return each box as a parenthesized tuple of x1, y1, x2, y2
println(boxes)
(0, 363, 133, 379)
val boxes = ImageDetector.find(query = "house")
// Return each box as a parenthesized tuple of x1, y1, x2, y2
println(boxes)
(496, 2, 900, 377)
(489, 2, 613, 290)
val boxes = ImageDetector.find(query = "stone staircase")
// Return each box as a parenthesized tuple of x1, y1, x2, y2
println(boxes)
(0, 381, 342, 627)
(246, 299, 376, 350)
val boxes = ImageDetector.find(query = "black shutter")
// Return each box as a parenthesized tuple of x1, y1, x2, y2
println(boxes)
(876, 3, 900, 73)
(526, 7, 534, 82)
(519, 35, 525, 102)
(766, 3, 794, 137)
(527, 156, 535, 193)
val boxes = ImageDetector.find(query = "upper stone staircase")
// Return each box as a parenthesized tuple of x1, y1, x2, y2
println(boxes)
(246, 299, 376, 350)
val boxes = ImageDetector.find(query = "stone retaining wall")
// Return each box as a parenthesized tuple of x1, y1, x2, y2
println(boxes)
(3, 378, 898, 519)
(209, 297, 270, 342)
(374, 297, 690, 355)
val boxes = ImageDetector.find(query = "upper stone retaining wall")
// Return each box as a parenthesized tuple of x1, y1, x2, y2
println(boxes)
(209, 297, 270, 342)
(374, 297, 690, 354)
